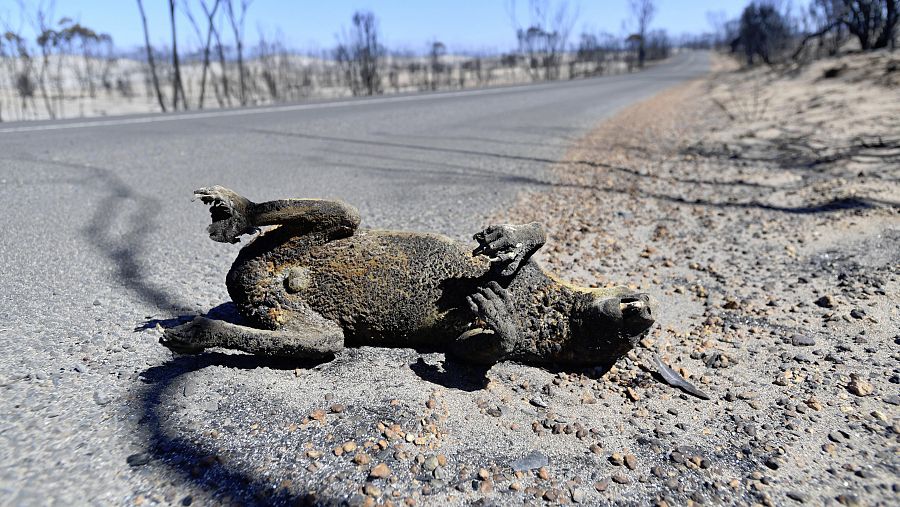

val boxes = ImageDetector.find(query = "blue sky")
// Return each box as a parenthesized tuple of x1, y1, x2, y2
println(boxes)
(3, 1, 754, 54)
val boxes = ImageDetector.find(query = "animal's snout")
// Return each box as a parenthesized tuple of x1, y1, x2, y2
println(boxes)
(619, 293, 654, 335)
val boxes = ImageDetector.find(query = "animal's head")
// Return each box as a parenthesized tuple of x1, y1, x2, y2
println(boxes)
(565, 288, 655, 369)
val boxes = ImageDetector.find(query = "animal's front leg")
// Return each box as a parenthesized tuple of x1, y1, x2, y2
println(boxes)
(473, 222, 546, 276)
(451, 282, 519, 364)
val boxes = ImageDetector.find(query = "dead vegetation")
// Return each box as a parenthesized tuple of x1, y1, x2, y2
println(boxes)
(0, 0, 674, 122)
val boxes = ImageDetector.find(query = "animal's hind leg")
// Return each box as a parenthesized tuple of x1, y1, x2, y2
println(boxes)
(160, 312, 344, 360)
(194, 185, 361, 243)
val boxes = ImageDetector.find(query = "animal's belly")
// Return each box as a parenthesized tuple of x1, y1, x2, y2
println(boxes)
(282, 230, 489, 346)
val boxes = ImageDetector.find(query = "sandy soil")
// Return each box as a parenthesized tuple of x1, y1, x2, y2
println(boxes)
(484, 50, 900, 505)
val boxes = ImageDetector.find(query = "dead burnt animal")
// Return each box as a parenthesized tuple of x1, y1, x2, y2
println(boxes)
(161, 186, 655, 370)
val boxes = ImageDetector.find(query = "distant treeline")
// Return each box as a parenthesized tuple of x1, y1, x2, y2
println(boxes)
(0, 0, 756, 122)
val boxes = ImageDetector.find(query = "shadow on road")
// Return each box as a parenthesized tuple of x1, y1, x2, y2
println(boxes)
(8, 155, 195, 311)
(138, 352, 331, 505)
(243, 129, 896, 214)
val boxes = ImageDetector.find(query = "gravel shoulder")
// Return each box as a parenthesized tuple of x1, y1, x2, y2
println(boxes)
(490, 51, 900, 505)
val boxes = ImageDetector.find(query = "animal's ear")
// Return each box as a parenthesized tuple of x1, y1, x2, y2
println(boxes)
(590, 293, 654, 336)
(618, 294, 654, 335)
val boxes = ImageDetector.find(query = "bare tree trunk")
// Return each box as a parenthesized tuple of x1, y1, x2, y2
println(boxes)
(54, 46, 65, 115)
(37, 49, 55, 118)
(182, 0, 220, 109)
(169, 0, 187, 110)
(235, 37, 245, 105)
(33, 4, 57, 119)
(199, 0, 221, 109)
(874, 0, 899, 49)
(136, 0, 166, 112)
(212, 18, 230, 107)
(225, 0, 250, 106)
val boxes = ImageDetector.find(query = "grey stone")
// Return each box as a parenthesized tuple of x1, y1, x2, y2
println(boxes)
(791, 335, 816, 347)
(182, 379, 199, 398)
(510, 450, 549, 472)
(93, 390, 113, 406)
(787, 491, 809, 503)
(530, 397, 548, 408)
(126, 453, 151, 467)
(572, 489, 586, 503)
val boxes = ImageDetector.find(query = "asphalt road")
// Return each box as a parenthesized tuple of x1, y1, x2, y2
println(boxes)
(0, 51, 709, 505)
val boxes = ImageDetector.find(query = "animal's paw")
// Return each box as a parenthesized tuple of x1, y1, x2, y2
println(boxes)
(473, 223, 544, 276)
(465, 281, 518, 347)
(159, 318, 207, 355)
(193, 186, 255, 243)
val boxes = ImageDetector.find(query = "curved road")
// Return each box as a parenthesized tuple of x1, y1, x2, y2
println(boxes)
(0, 51, 708, 504)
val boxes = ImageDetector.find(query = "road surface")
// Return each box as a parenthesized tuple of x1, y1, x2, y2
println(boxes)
(0, 51, 709, 504)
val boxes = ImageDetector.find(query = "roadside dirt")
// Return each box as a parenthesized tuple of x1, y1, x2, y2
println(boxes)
(486, 51, 900, 505)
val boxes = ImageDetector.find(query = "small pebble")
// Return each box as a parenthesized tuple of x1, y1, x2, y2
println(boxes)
(847, 377, 873, 397)
(814, 295, 835, 308)
(611, 473, 630, 484)
(369, 463, 392, 479)
(791, 334, 816, 347)
(127, 453, 151, 467)
(787, 491, 808, 503)
(93, 390, 113, 406)
(510, 450, 549, 472)
(530, 397, 548, 408)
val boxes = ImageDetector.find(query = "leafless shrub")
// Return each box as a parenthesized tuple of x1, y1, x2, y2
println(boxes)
(734, 2, 792, 65)
(644, 29, 671, 61)
(462, 57, 486, 86)
(116, 73, 134, 98)
(629, 0, 656, 68)
(840, 0, 898, 50)
(1, 29, 39, 119)
(794, 1, 897, 62)
(509, 0, 578, 81)
(335, 11, 384, 96)
(252, 29, 312, 103)
(52, 20, 113, 99)
(575, 33, 606, 77)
